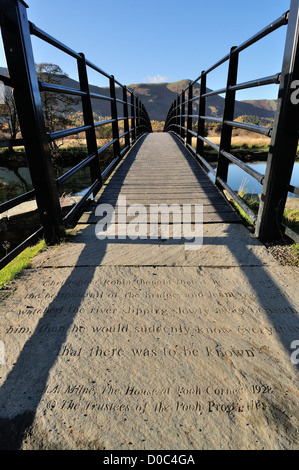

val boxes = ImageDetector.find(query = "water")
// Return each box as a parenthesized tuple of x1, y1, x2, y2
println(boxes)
(212, 161, 299, 197)
(0, 162, 299, 205)
(0, 165, 92, 204)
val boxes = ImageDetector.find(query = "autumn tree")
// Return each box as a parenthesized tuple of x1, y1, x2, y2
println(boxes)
(0, 87, 20, 152)
(36, 63, 79, 155)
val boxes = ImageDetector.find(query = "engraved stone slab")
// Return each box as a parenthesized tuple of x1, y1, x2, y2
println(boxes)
(32, 223, 276, 269)
(0, 264, 298, 450)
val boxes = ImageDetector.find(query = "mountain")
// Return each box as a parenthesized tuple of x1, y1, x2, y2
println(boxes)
(128, 80, 277, 122)
(0, 67, 276, 122)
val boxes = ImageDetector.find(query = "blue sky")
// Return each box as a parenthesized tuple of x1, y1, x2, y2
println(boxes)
(0, 0, 292, 100)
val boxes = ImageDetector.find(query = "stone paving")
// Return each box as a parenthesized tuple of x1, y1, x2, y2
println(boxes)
(0, 133, 298, 450)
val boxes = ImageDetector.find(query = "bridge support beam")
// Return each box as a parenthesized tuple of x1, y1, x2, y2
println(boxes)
(256, 0, 299, 242)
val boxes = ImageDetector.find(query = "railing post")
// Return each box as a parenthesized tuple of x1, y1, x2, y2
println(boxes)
(256, 0, 299, 241)
(216, 47, 238, 188)
(164, 103, 171, 132)
(0, 0, 64, 243)
(130, 93, 136, 142)
(77, 53, 102, 194)
(139, 100, 143, 135)
(123, 86, 130, 150)
(186, 82, 193, 146)
(196, 71, 206, 159)
(144, 107, 151, 133)
(109, 75, 121, 159)
(180, 90, 186, 141)
(135, 97, 140, 137)
(173, 97, 177, 135)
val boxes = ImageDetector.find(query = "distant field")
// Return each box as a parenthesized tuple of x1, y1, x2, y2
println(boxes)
(191, 136, 270, 151)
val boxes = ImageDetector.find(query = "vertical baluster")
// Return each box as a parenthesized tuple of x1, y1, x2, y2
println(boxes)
(186, 82, 193, 146)
(196, 71, 206, 160)
(122, 86, 130, 151)
(109, 75, 120, 159)
(180, 90, 185, 141)
(130, 93, 136, 143)
(216, 47, 238, 187)
(77, 53, 102, 194)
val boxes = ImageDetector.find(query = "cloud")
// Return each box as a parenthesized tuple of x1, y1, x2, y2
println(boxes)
(145, 74, 169, 84)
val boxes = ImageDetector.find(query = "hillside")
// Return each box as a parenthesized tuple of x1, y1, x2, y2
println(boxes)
(0, 67, 276, 122)
(128, 81, 276, 122)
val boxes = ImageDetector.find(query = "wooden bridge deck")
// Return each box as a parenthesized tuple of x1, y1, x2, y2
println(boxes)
(33, 131, 274, 267)
(0, 132, 298, 451)
(83, 132, 240, 225)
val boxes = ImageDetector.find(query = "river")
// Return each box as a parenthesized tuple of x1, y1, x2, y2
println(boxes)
(0, 162, 298, 205)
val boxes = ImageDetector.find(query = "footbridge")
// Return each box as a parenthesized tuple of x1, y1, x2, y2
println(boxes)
(0, 0, 299, 268)
(0, 0, 298, 451)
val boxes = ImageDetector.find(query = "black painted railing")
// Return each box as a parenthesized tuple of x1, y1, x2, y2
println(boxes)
(164, 0, 299, 243)
(0, 0, 152, 269)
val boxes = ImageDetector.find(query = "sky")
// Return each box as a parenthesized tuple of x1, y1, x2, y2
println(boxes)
(0, 0, 292, 100)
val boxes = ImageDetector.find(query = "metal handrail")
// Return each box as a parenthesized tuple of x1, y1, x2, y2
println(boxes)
(164, 5, 297, 237)
(0, 0, 152, 269)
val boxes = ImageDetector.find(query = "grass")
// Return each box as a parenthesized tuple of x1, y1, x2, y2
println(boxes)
(191, 136, 271, 152)
(0, 239, 46, 289)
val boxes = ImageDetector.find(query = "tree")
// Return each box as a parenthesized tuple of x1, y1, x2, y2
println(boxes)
(36, 63, 79, 155)
(0, 87, 20, 152)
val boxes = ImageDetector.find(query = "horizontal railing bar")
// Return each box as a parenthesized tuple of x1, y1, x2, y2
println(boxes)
(179, 114, 198, 119)
(89, 91, 113, 102)
(56, 152, 98, 186)
(197, 134, 220, 152)
(224, 120, 273, 137)
(229, 73, 281, 92)
(177, 100, 188, 108)
(85, 59, 112, 80)
(0, 227, 44, 271)
(199, 115, 223, 123)
(29, 22, 81, 60)
(184, 53, 231, 91)
(0, 138, 24, 148)
(48, 124, 92, 141)
(220, 149, 264, 183)
(217, 177, 258, 223)
(281, 224, 299, 244)
(97, 138, 118, 155)
(118, 131, 129, 139)
(289, 184, 299, 196)
(189, 94, 201, 103)
(94, 118, 116, 128)
(234, 11, 289, 54)
(120, 144, 130, 155)
(202, 87, 227, 98)
(186, 142, 217, 176)
(115, 98, 126, 105)
(0, 74, 12, 86)
(63, 179, 101, 225)
(57, 137, 118, 185)
(187, 129, 197, 137)
(39, 80, 87, 97)
(0, 189, 35, 214)
(101, 156, 121, 180)
(204, 53, 231, 76)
